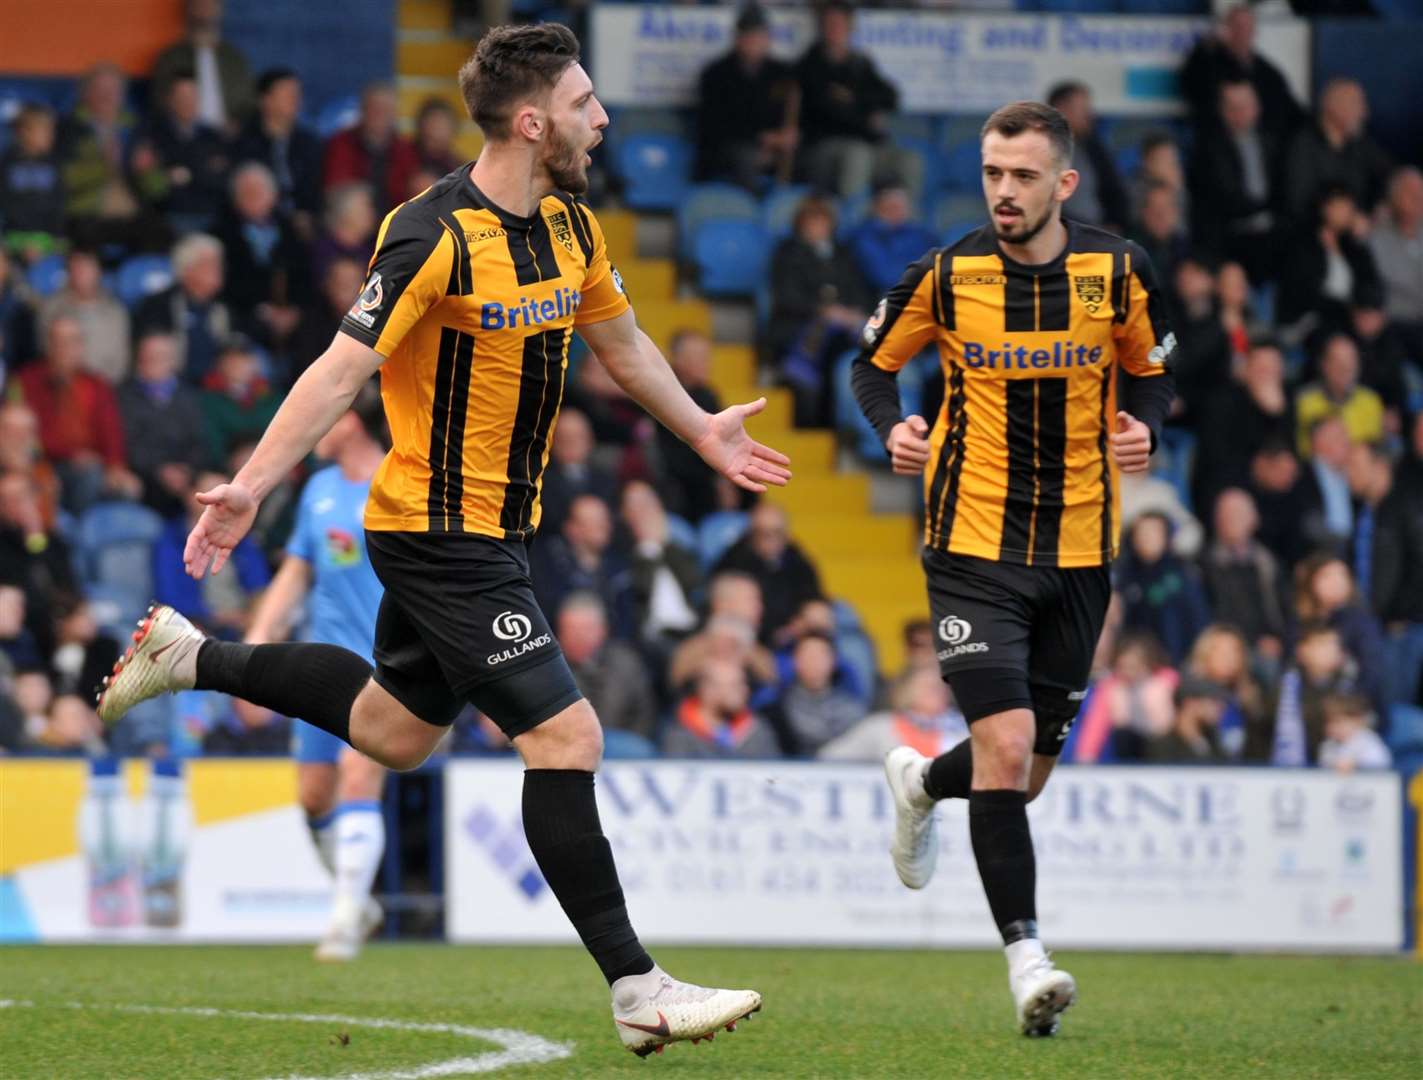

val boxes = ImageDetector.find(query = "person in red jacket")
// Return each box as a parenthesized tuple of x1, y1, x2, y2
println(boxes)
(321, 82, 419, 213)
(12, 314, 141, 511)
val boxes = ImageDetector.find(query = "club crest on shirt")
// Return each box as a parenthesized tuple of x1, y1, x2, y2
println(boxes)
(1073, 274, 1106, 314)
(862, 298, 888, 346)
(547, 209, 575, 253)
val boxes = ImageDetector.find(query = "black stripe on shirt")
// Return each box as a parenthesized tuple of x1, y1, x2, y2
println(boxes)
(426, 326, 460, 531)
(1000, 379, 1037, 562)
(498, 327, 564, 537)
(1031, 377, 1068, 567)
(1037, 270, 1071, 332)
(1003, 271, 1036, 333)
(1098, 366, 1114, 561)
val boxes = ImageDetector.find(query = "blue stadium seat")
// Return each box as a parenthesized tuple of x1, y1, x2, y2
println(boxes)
(885, 114, 938, 143)
(691, 219, 770, 298)
(836, 191, 871, 237)
(84, 581, 154, 641)
(677, 183, 759, 260)
(939, 140, 983, 193)
(26, 253, 67, 297)
(933, 193, 983, 237)
(1115, 143, 1142, 180)
(665, 513, 697, 553)
(314, 94, 359, 138)
(892, 136, 939, 201)
(76, 501, 164, 596)
(603, 729, 659, 760)
(697, 510, 748, 570)
(113, 254, 174, 308)
(763, 184, 814, 238)
(614, 133, 693, 212)
(833, 350, 889, 462)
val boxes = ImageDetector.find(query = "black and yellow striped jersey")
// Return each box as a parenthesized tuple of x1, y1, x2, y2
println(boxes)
(338, 167, 630, 539)
(858, 221, 1175, 568)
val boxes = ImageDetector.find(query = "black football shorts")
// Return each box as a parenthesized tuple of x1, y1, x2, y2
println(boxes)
(922, 548, 1111, 755)
(365, 530, 582, 737)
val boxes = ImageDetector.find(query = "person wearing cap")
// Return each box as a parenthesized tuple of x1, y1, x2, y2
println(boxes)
(694, 4, 799, 190)
(1145, 676, 1231, 764)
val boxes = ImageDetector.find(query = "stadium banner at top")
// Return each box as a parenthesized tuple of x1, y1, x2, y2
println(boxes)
(447, 761, 1404, 952)
(589, 6, 1310, 116)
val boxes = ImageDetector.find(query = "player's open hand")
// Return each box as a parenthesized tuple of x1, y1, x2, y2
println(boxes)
(183, 480, 259, 580)
(1112, 411, 1152, 473)
(692, 398, 793, 494)
(887, 415, 931, 476)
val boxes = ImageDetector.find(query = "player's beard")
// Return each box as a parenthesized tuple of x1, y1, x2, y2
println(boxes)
(992, 200, 1056, 247)
(543, 120, 588, 195)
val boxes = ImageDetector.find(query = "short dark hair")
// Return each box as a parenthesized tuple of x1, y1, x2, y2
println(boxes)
(257, 67, 299, 96)
(351, 377, 391, 450)
(457, 23, 580, 141)
(980, 101, 1073, 167)
(1045, 81, 1088, 109)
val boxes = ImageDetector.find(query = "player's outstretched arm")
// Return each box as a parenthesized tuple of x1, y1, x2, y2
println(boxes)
(183, 335, 382, 579)
(578, 310, 791, 493)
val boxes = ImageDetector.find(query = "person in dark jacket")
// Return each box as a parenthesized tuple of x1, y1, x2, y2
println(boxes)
(1278, 188, 1383, 335)
(538, 408, 619, 538)
(1179, 4, 1304, 144)
(1294, 553, 1388, 714)
(713, 502, 822, 642)
(231, 68, 324, 234)
(132, 233, 233, 383)
(655, 329, 723, 523)
(1048, 82, 1128, 232)
(148, 0, 255, 135)
(117, 331, 211, 517)
(1193, 340, 1294, 514)
(1373, 412, 1423, 707)
(1199, 488, 1287, 652)
(1145, 677, 1232, 765)
(694, 4, 798, 190)
(557, 592, 658, 742)
(1116, 512, 1212, 666)
(620, 481, 702, 655)
(129, 73, 231, 235)
(0, 104, 66, 262)
(794, 3, 918, 199)
(1282, 78, 1392, 225)
(849, 178, 939, 295)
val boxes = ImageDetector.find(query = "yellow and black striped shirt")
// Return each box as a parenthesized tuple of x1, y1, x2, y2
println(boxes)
(857, 221, 1175, 568)
(339, 167, 630, 539)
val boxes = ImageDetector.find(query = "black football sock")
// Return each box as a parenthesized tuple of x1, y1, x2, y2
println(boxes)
(521, 769, 654, 986)
(968, 789, 1038, 944)
(194, 640, 370, 746)
(923, 739, 973, 800)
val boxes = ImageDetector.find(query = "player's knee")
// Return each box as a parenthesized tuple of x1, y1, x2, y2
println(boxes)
(970, 715, 1035, 785)
(515, 699, 603, 770)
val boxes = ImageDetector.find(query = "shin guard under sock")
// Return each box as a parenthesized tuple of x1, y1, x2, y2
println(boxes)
(195, 641, 369, 746)
(923, 739, 973, 800)
(968, 789, 1037, 943)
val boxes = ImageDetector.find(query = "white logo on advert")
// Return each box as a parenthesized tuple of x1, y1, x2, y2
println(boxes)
(492, 611, 532, 642)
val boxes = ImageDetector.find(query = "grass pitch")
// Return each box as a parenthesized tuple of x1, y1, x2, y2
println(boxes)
(1, 944, 1418, 1078)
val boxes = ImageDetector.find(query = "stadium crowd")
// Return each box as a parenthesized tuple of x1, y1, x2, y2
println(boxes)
(0, 3, 1419, 775)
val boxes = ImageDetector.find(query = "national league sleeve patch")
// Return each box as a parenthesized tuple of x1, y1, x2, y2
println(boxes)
(347, 272, 383, 328)
(862, 297, 888, 348)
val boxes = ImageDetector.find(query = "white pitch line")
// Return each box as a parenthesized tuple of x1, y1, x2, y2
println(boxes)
(0, 999, 573, 1079)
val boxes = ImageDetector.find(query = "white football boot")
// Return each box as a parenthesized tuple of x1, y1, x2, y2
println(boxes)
(96, 604, 206, 725)
(883, 746, 939, 889)
(1009, 945, 1076, 1037)
(315, 897, 383, 963)
(611, 966, 761, 1057)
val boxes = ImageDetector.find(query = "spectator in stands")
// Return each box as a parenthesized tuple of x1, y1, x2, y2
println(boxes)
(1300, 415, 1355, 549)
(770, 596, 870, 706)
(1368, 167, 1423, 348)
(1279, 188, 1382, 335)
(1295, 334, 1385, 456)
(12, 315, 139, 511)
(1248, 437, 1319, 570)
(232, 68, 324, 234)
(1179, 3, 1303, 144)
(1295, 553, 1387, 711)
(557, 591, 656, 742)
(818, 664, 967, 763)
(1185, 623, 1265, 756)
(1190, 79, 1280, 285)
(531, 494, 634, 640)
(563, 352, 649, 455)
(849, 178, 939, 295)
(1251, 623, 1360, 764)
(1194, 338, 1293, 513)
(794, 2, 917, 200)
(1373, 414, 1423, 707)
(129, 72, 232, 235)
(0, 584, 43, 683)
(285, 256, 365, 382)
(1318, 693, 1393, 773)
(1116, 512, 1212, 666)
(1167, 256, 1232, 422)
(153, 469, 270, 637)
(0, 248, 38, 377)
(1048, 81, 1127, 231)
(1349, 289, 1414, 427)
(1200, 488, 1287, 654)
(0, 470, 83, 676)
(1216, 261, 1263, 370)
(133, 233, 232, 383)
(1145, 677, 1232, 765)
(322, 82, 419, 213)
(768, 195, 870, 425)
(1129, 132, 1188, 230)
(1130, 181, 1189, 289)
(216, 161, 311, 355)
(0, 402, 60, 530)
(1069, 631, 1177, 764)
(763, 632, 862, 756)
(39, 247, 131, 385)
(694, 3, 798, 191)
(663, 658, 780, 759)
(0, 104, 65, 263)
(1117, 460, 1203, 558)
(118, 332, 210, 516)
(539, 408, 618, 536)
(1347, 442, 1393, 610)
(48, 595, 119, 705)
(1283, 78, 1392, 225)
(151, 0, 253, 134)
(58, 63, 155, 251)
(620, 480, 701, 654)
(714, 502, 822, 642)
(655, 329, 722, 523)
(414, 97, 462, 178)
(198, 336, 280, 464)
(668, 571, 776, 688)
(898, 618, 936, 679)
(312, 182, 377, 285)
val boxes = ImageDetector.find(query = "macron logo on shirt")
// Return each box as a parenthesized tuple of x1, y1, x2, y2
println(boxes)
(481, 288, 581, 330)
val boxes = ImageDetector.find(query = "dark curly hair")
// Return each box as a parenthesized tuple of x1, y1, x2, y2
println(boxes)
(457, 23, 580, 141)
